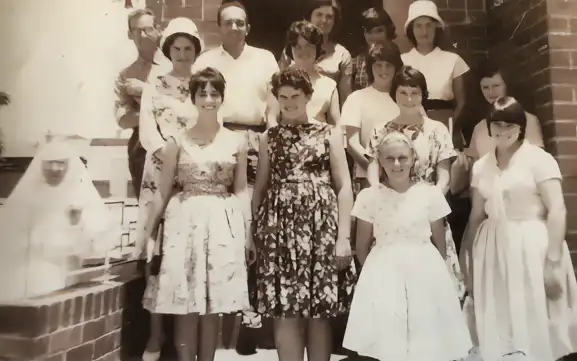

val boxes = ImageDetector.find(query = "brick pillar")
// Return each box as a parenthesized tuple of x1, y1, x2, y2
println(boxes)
(487, 0, 577, 266)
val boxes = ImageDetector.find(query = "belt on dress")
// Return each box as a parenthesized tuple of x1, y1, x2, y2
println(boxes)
(224, 123, 266, 133)
(423, 99, 455, 111)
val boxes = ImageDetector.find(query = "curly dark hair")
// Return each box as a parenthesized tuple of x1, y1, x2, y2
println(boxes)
(361, 7, 396, 41)
(284, 20, 325, 61)
(270, 68, 314, 98)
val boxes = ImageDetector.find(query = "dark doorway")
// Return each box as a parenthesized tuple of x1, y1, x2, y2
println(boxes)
(241, 0, 386, 59)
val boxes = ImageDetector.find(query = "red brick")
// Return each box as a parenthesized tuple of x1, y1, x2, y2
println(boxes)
(104, 312, 123, 333)
(566, 194, 577, 213)
(84, 293, 94, 321)
(548, 16, 570, 33)
(549, 34, 577, 50)
(552, 104, 577, 120)
(94, 332, 117, 359)
(94, 292, 103, 319)
(60, 299, 73, 329)
(102, 289, 111, 316)
(83, 318, 106, 343)
(0, 305, 49, 337)
(66, 342, 95, 361)
(563, 177, 577, 193)
(571, 18, 577, 32)
(48, 325, 82, 354)
(0, 335, 49, 359)
(567, 232, 577, 250)
(95, 349, 121, 361)
(558, 157, 577, 177)
(550, 50, 573, 68)
(550, 67, 577, 85)
(93, 181, 111, 198)
(546, 0, 577, 16)
(202, 32, 222, 49)
(434, 0, 449, 9)
(166, 3, 202, 20)
(203, 3, 221, 22)
(47, 303, 62, 333)
(72, 296, 84, 325)
(551, 85, 576, 102)
(45, 352, 65, 361)
(542, 120, 577, 139)
(551, 139, 577, 155)
(439, 9, 468, 24)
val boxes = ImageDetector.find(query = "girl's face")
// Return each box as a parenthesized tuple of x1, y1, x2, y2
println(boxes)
(310, 6, 335, 36)
(292, 36, 317, 68)
(489, 121, 521, 148)
(412, 16, 437, 47)
(170, 35, 197, 69)
(395, 85, 423, 115)
(42, 159, 69, 186)
(480, 73, 507, 104)
(378, 140, 415, 183)
(364, 25, 388, 46)
(371, 60, 396, 89)
(277, 86, 311, 121)
(194, 82, 223, 113)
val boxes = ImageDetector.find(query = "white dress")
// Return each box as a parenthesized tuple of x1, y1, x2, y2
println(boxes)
(471, 142, 577, 361)
(343, 183, 472, 361)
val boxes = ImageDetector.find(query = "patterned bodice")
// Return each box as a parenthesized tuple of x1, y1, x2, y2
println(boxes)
(151, 74, 195, 140)
(267, 122, 333, 186)
(174, 131, 240, 198)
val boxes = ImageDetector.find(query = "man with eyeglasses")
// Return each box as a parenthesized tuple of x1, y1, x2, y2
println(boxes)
(114, 8, 170, 199)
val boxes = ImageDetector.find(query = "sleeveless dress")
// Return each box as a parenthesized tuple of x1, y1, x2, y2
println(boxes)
(142, 130, 250, 315)
(254, 121, 356, 318)
(471, 142, 577, 361)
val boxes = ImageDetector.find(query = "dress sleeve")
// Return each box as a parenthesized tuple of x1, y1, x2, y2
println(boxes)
(434, 121, 457, 162)
(351, 188, 376, 223)
(428, 184, 452, 222)
(452, 54, 470, 79)
(139, 78, 166, 155)
(340, 46, 353, 77)
(533, 148, 562, 183)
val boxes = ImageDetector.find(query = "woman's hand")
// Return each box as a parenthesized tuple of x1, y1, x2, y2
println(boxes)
(544, 258, 564, 301)
(335, 237, 352, 271)
(67, 206, 83, 226)
(245, 231, 257, 266)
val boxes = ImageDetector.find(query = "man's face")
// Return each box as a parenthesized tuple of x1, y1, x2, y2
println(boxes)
(128, 14, 159, 56)
(219, 6, 249, 45)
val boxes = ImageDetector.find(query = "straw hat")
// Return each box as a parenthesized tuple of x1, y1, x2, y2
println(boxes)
(160, 17, 204, 56)
(404, 0, 446, 35)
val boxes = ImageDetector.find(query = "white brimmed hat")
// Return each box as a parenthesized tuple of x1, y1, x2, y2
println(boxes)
(404, 0, 446, 35)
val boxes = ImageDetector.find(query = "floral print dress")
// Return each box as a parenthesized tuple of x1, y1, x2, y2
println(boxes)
(254, 121, 356, 318)
(142, 130, 250, 315)
(367, 118, 466, 299)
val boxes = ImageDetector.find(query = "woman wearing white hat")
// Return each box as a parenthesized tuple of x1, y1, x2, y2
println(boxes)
(136, 17, 203, 361)
(401, 0, 469, 148)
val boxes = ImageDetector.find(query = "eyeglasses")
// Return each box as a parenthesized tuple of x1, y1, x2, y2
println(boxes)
(132, 27, 157, 37)
(381, 156, 411, 165)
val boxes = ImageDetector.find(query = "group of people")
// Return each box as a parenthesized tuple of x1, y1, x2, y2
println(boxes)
(112, 1, 577, 361)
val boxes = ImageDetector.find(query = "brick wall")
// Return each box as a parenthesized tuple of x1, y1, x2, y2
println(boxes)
(0, 283, 124, 361)
(486, 0, 577, 258)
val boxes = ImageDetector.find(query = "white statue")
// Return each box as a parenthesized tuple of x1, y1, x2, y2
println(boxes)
(0, 136, 118, 303)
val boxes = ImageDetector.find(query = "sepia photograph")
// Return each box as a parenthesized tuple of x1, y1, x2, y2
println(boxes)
(0, 0, 576, 360)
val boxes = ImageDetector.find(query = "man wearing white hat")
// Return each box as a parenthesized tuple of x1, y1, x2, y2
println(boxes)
(401, 0, 470, 149)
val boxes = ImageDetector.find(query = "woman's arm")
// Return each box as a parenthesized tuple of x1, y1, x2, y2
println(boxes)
(142, 138, 179, 261)
(459, 187, 486, 282)
(436, 158, 451, 195)
(366, 159, 380, 187)
(355, 220, 373, 266)
(346, 128, 369, 171)
(233, 133, 251, 236)
(251, 132, 271, 221)
(326, 88, 341, 127)
(139, 85, 167, 157)
(451, 74, 467, 149)
(538, 178, 566, 261)
(329, 127, 354, 241)
(431, 219, 447, 259)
